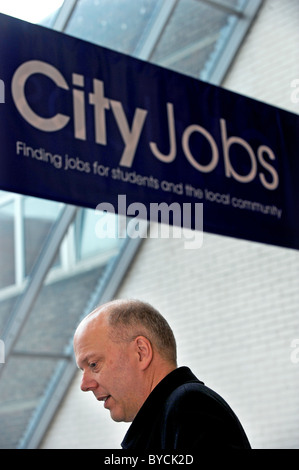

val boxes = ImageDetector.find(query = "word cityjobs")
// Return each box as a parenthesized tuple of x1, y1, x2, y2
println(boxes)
(11, 60, 279, 191)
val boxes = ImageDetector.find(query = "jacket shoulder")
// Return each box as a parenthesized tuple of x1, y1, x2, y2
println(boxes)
(162, 381, 251, 449)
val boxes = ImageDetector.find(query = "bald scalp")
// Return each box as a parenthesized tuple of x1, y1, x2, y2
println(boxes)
(85, 299, 177, 366)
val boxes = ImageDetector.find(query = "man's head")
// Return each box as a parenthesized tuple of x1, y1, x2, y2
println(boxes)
(73, 299, 177, 422)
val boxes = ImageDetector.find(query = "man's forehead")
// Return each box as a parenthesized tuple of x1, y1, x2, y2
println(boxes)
(74, 312, 109, 352)
(76, 308, 110, 334)
(74, 325, 106, 367)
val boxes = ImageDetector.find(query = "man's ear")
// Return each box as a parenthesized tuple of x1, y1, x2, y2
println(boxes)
(135, 336, 153, 370)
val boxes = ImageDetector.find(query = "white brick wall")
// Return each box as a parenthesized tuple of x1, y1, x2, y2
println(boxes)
(41, 0, 299, 449)
(113, 232, 299, 449)
(224, 0, 299, 114)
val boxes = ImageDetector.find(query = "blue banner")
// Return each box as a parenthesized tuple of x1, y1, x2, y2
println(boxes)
(0, 13, 298, 249)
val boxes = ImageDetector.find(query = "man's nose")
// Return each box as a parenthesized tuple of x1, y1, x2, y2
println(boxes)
(81, 371, 98, 392)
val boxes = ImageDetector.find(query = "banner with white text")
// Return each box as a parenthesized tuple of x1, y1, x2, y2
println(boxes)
(0, 13, 298, 249)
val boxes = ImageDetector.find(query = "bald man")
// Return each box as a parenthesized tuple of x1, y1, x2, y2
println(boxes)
(74, 299, 251, 450)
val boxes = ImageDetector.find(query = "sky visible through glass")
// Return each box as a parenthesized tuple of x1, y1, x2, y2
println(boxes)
(0, 0, 63, 23)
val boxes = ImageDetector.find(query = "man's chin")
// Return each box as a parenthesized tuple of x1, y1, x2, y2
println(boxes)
(110, 412, 123, 422)
(109, 406, 124, 423)
(110, 410, 133, 423)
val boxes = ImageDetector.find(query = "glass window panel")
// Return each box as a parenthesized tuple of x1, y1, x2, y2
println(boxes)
(63, 0, 245, 80)
(0, 0, 64, 24)
(14, 264, 108, 355)
(150, 0, 236, 78)
(0, 207, 127, 447)
(24, 197, 63, 276)
(39, 8, 63, 28)
(77, 207, 122, 261)
(0, 196, 127, 448)
(0, 356, 58, 449)
(65, 0, 164, 55)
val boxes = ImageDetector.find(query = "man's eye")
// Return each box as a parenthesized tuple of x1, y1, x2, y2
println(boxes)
(89, 362, 97, 369)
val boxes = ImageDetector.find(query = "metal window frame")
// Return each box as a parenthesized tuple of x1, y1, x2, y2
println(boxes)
(52, 0, 264, 87)
(52, 0, 78, 31)
(18, 221, 147, 449)
(0, 205, 78, 374)
(0, 197, 146, 448)
(198, 0, 245, 16)
(0, 193, 25, 288)
(133, 0, 179, 60)
(199, 0, 264, 85)
(14, 195, 25, 286)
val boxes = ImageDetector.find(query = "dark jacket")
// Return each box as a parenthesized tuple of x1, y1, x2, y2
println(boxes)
(121, 366, 251, 450)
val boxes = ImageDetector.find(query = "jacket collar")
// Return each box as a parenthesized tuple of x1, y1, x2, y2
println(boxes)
(121, 366, 203, 448)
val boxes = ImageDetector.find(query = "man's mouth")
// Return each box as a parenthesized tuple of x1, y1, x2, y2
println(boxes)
(97, 395, 111, 406)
